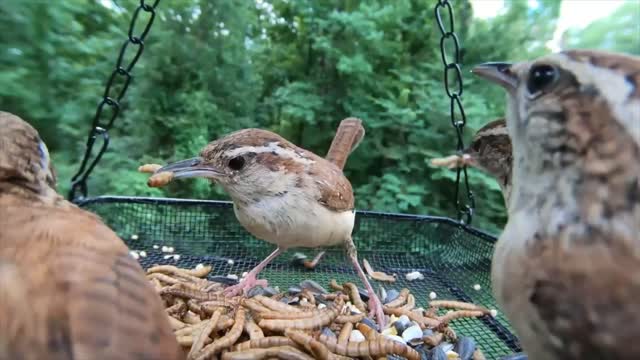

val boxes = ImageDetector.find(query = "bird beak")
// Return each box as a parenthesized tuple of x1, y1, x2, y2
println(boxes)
(155, 157, 224, 179)
(471, 62, 517, 94)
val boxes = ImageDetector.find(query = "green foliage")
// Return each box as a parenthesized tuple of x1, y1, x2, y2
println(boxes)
(563, 0, 640, 55)
(3, 0, 610, 235)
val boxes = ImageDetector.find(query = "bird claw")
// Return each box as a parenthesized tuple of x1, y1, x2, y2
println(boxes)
(222, 275, 269, 297)
(368, 295, 386, 329)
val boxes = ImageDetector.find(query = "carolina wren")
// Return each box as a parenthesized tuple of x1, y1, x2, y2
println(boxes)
(474, 50, 640, 360)
(154, 118, 387, 328)
(430, 118, 513, 208)
(0, 112, 182, 360)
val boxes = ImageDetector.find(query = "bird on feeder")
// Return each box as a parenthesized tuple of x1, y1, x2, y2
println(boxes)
(430, 118, 513, 208)
(146, 118, 388, 328)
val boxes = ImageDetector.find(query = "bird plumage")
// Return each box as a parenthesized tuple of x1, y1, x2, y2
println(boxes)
(0, 112, 183, 360)
(474, 50, 640, 360)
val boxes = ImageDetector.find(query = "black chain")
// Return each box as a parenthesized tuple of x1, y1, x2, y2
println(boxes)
(434, 0, 475, 224)
(68, 0, 160, 202)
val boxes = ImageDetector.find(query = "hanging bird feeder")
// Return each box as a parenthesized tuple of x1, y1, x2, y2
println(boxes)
(68, 1, 521, 358)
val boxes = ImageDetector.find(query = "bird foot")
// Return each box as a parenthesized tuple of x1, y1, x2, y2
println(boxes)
(223, 274, 268, 297)
(368, 293, 387, 329)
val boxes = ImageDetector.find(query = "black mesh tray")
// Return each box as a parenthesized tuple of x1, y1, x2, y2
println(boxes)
(79, 195, 521, 359)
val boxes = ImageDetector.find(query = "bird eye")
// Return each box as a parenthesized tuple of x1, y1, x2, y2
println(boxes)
(228, 156, 245, 171)
(527, 64, 558, 95)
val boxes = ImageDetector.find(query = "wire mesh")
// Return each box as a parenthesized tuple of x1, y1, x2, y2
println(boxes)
(78, 195, 521, 359)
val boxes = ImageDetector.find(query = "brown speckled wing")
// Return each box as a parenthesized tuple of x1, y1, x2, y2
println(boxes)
(313, 162, 355, 212)
(527, 235, 640, 360)
(0, 203, 183, 360)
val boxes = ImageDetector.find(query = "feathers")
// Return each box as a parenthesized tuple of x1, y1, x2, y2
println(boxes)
(478, 50, 640, 360)
(0, 113, 183, 360)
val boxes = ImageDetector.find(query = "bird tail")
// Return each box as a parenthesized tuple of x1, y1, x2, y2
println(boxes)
(325, 117, 365, 170)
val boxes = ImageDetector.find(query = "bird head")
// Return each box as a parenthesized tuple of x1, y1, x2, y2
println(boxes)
(0, 112, 57, 197)
(464, 118, 513, 205)
(472, 50, 639, 178)
(155, 128, 320, 205)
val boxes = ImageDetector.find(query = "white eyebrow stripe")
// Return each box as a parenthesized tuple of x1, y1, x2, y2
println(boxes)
(477, 125, 508, 138)
(224, 142, 316, 165)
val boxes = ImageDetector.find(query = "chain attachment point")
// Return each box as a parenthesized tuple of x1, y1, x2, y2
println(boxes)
(434, 0, 474, 225)
(68, 1, 161, 202)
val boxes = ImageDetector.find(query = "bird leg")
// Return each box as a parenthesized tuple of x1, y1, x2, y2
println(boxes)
(223, 247, 284, 297)
(344, 237, 387, 329)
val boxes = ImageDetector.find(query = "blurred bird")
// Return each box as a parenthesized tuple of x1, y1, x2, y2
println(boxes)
(0, 112, 183, 360)
(430, 118, 513, 208)
(473, 50, 640, 359)
(151, 117, 387, 328)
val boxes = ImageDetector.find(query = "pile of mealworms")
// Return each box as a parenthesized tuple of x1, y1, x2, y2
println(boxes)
(147, 264, 490, 360)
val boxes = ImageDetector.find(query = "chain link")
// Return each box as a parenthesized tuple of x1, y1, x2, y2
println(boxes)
(434, 0, 475, 224)
(69, 0, 160, 201)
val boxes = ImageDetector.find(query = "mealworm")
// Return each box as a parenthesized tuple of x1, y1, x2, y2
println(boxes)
(299, 289, 316, 305)
(178, 335, 212, 347)
(184, 310, 203, 325)
(233, 337, 296, 351)
(244, 316, 264, 340)
(163, 284, 229, 301)
(383, 306, 440, 328)
(148, 171, 174, 187)
(169, 316, 188, 330)
(429, 154, 463, 169)
(167, 298, 188, 317)
(317, 334, 420, 360)
(329, 279, 344, 292)
(221, 346, 314, 360)
(423, 332, 444, 346)
(424, 306, 439, 319)
(175, 316, 233, 337)
(258, 299, 343, 331)
(194, 308, 246, 360)
(441, 326, 457, 341)
(342, 283, 366, 313)
(202, 300, 239, 313)
(147, 264, 212, 279)
(150, 277, 163, 291)
(428, 300, 491, 314)
(255, 295, 303, 313)
(259, 310, 317, 320)
(384, 288, 410, 308)
(356, 323, 379, 340)
(284, 329, 330, 360)
(337, 322, 352, 346)
(241, 298, 272, 314)
(138, 163, 162, 173)
(189, 309, 223, 359)
(362, 259, 396, 283)
(398, 294, 415, 311)
(334, 313, 365, 324)
(438, 310, 486, 323)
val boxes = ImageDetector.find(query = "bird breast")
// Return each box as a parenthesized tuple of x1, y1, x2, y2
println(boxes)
(232, 189, 355, 249)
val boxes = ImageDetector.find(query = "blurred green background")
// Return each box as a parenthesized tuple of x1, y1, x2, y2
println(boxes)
(1, 0, 638, 234)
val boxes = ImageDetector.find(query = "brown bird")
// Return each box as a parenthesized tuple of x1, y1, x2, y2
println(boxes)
(296, 118, 366, 270)
(0, 112, 183, 360)
(473, 50, 640, 360)
(151, 118, 387, 328)
(430, 118, 513, 208)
